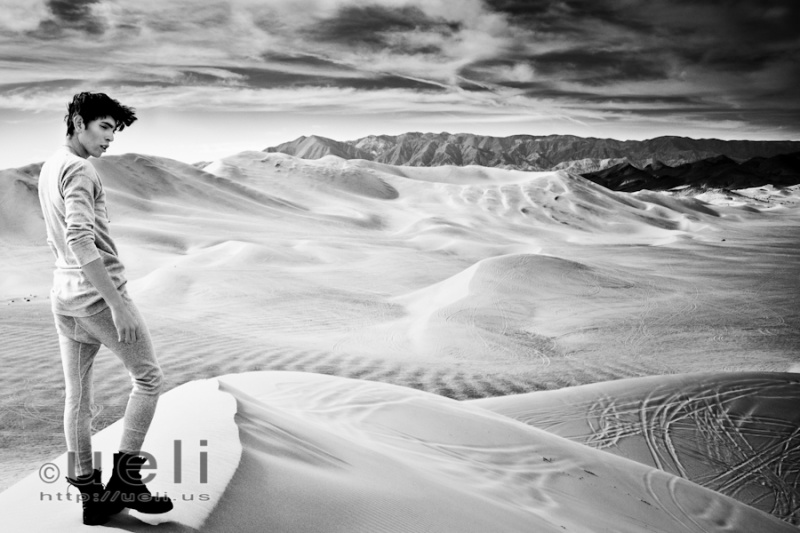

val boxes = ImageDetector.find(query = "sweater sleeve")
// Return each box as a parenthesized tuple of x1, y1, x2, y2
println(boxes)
(62, 167, 102, 267)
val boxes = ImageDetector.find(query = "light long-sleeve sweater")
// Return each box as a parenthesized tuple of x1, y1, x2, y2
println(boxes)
(38, 145, 127, 317)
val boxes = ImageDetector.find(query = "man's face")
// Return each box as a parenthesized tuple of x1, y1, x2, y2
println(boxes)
(75, 115, 117, 158)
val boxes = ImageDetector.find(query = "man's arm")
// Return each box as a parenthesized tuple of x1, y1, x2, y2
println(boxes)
(82, 258, 140, 343)
(62, 166, 139, 343)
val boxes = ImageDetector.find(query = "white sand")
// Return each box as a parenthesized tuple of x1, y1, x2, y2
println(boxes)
(1, 151, 798, 528)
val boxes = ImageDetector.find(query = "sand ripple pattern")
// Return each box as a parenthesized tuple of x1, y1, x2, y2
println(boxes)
(587, 377, 800, 524)
(473, 373, 800, 525)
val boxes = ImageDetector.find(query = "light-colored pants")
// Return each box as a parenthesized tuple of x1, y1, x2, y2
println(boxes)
(54, 299, 164, 477)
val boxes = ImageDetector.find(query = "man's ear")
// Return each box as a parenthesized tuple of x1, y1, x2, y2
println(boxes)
(72, 113, 84, 132)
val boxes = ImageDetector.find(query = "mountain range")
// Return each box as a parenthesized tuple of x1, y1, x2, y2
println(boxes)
(581, 152, 800, 192)
(265, 132, 800, 174)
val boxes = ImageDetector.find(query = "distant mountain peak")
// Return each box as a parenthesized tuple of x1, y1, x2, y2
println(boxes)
(265, 135, 371, 161)
(644, 160, 670, 172)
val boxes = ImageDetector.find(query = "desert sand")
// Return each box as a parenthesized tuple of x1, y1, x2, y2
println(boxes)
(0, 151, 798, 530)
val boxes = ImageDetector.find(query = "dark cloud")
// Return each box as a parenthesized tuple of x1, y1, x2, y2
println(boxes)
(47, 0, 100, 25)
(259, 53, 360, 73)
(665, 0, 800, 42)
(484, 0, 649, 35)
(475, 0, 800, 132)
(31, 0, 106, 37)
(0, 55, 53, 65)
(306, 4, 458, 53)
(532, 50, 669, 86)
(457, 79, 494, 92)
(482, 0, 551, 17)
(674, 42, 796, 80)
(515, 83, 705, 107)
(459, 58, 515, 72)
(487, 0, 799, 34)
(459, 50, 669, 90)
(488, 0, 800, 68)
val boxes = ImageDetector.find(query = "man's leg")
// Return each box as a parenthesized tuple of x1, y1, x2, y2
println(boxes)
(56, 316, 116, 525)
(72, 299, 164, 454)
(72, 299, 172, 514)
(56, 318, 101, 479)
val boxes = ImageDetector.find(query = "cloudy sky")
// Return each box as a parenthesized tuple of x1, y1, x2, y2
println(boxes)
(1, 0, 798, 167)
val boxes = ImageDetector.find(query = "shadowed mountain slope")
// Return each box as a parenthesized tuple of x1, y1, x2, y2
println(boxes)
(582, 151, 800, 192)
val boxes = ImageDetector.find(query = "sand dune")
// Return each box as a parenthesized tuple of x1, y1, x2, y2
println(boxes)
(0, 372, 794, 532)
(0, 163, 44, 246)
(390, 253, 643, 362)
(1, 151, 799, 528)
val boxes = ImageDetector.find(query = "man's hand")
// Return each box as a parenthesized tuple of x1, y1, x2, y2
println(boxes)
(110, 302, 140, 343)
(81, 257, 138, 342)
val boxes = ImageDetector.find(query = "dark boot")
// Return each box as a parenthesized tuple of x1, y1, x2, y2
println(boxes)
(65, 469, 111, 526)
(104, 452, 174, 515)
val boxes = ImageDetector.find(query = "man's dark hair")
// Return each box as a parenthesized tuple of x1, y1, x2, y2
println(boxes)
(65, 92, 137, 136)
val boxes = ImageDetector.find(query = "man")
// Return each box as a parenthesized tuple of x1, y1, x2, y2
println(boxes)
(38, 92, 172, 525)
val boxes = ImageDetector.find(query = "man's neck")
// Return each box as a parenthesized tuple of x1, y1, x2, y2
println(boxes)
(65, 136, 89, 159)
